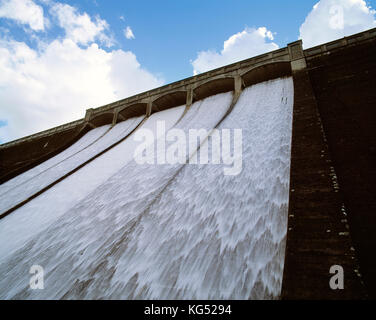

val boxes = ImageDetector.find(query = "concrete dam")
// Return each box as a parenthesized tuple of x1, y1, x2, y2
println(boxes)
(0, 27, 375, 299)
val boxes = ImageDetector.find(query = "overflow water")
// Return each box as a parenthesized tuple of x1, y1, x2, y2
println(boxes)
(0, 78, 293, 299)
(0, 117, 142, 214)
(0, 124, 111, 195)
(0, 106, 185, 260)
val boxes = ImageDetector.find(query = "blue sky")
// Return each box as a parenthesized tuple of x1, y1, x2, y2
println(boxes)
(1, 0, 326, 82)
(77, 0, 320, 82)
(1, 0, 376, 142)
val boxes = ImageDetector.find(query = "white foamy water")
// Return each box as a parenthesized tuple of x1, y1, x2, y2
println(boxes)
(119, 78, 294, 299)
(0, 125, 111, 195)
(0, 117, 142, 214)
(0, 106, 185, 260)
(0, 79, 293, 299)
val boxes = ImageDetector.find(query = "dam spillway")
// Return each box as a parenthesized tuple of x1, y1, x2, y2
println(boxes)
(1, 28, 375, 299)
(0, 78, 293, 299)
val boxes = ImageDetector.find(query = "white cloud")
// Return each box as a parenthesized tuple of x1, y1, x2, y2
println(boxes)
(50, 2, 113, 46)
(124, 26, 135, 39)
(191, 27, 279, 75)
(300, 0, 376, 48)
(0, 2, 163, 143)
(0, 0, 45, 31)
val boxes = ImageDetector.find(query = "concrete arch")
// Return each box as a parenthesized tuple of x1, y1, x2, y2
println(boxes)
(117, 103, 147, 123)
(193, 77, 234, 102)
(89, 112, 114, 127)
(151, 90, 187, 114)
(241, 61, 291, 87)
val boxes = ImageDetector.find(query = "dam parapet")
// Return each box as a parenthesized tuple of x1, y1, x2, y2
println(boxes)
(0, 42, 294, 181)
(2, 27, 376, 152)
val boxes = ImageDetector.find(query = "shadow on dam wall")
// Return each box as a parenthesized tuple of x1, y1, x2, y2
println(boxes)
(1, 28, 376, 299)
(283, 30, 376, 299)
(307, 38, 376, 299)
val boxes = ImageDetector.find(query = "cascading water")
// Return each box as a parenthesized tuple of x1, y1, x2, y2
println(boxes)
(121, 77, 294, 299)
(0, 116, 143, 214)
(0, 106, 186, 260)
(0, 78, 293, 299)
(0, 124, 111, 195)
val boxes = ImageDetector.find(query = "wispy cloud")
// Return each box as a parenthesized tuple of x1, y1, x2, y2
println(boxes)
(124, 26, 135, 40)
(50, 2, 114, 47)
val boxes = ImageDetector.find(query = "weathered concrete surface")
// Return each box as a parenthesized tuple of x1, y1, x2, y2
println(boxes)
(305, 36, 376, 299)
(281, 68, 367, 300)
(152, 91, 187, 113)
(242, 61, 291, 86)
(281, 28, 376, 300)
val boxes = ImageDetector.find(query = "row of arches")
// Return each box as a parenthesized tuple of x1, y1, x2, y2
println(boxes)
(88, 61, 292, 128)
